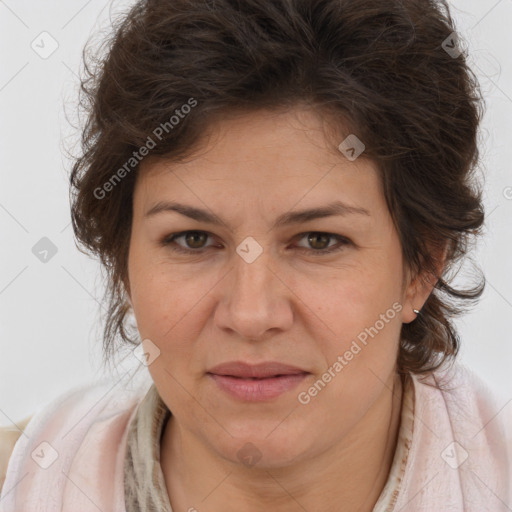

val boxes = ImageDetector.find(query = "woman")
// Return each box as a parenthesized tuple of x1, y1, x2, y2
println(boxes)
(1, 0, 510, 510)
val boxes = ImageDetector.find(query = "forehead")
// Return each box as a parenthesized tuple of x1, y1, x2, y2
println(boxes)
(134, 108, 383, 215)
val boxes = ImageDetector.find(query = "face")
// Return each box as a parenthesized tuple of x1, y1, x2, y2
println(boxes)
(127, 107, 422, 467)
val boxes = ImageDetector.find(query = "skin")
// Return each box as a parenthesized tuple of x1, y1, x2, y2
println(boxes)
(126, 106, 441, 512)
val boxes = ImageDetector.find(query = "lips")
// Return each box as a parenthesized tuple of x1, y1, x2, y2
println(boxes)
(207, 361, 309, 379)
(207, 361, 310, 401)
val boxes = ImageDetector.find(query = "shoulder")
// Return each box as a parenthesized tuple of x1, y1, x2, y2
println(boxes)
(394, 364, 512, 509)
(412, 362, 510, 429)
(0, 376, 151, 498)
(411, 362, 512, 475)
(0, 415, 33, 494)
(413, 362, 508, 415)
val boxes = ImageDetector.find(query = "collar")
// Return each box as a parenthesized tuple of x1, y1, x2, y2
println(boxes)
(123, 374, 414, 512)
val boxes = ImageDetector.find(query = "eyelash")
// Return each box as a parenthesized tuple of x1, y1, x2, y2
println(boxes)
(160, 231, 351, 256)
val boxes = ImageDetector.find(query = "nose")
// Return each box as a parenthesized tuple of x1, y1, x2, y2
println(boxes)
(213, 249, 294, 340)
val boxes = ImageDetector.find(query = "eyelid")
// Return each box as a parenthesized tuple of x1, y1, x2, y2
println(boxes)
(161, 230, 351, 255)
(161, 230, 219, 252)
(292, 232, 351, 255)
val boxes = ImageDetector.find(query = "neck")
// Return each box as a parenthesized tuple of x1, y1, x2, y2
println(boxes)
(161, 372, 404, 512)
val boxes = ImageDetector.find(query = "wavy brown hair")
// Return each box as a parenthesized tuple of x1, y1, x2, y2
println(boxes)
(69, 0, 485, 376)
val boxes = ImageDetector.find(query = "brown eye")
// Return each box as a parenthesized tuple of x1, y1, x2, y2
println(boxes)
(294, 232, 351, 255)
(161, 230, 350, 256)
(161, 230, 216, 253)
(183, 231, 208, 249)
(307, 233, 331, 250)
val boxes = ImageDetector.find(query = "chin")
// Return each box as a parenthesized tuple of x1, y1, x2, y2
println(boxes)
(211, 428, 312, 470)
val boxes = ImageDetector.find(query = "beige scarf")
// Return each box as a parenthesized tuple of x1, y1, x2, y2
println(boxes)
(1, 364, 510, 511)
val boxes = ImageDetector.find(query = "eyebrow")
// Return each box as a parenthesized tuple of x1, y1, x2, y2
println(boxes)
(144, 200, 370, 230)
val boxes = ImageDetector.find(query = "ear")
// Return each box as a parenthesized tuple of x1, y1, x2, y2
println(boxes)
(401, 242, 448, 324)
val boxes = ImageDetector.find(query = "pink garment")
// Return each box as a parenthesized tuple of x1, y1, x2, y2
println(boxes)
(382, 365, 512, 511)
(0, 363, 511, 511)
(0, 377, 148, 512)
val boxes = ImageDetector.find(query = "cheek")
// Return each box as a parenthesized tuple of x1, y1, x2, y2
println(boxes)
(289, 245, 404, 383)
(296, 256, 403, 339)
(128, 254, 217, 373)
(131, 271, 195, 339)
(291, 272, 403, 433)
(128, 238, 188, 334)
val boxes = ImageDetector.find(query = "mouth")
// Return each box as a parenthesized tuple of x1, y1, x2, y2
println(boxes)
(214, 375, 302, 380)
(207, 360, 309, 379)
(206, 361, 310, 401)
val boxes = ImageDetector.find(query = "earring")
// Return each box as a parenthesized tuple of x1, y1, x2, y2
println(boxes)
(413, 308, 421, 315)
